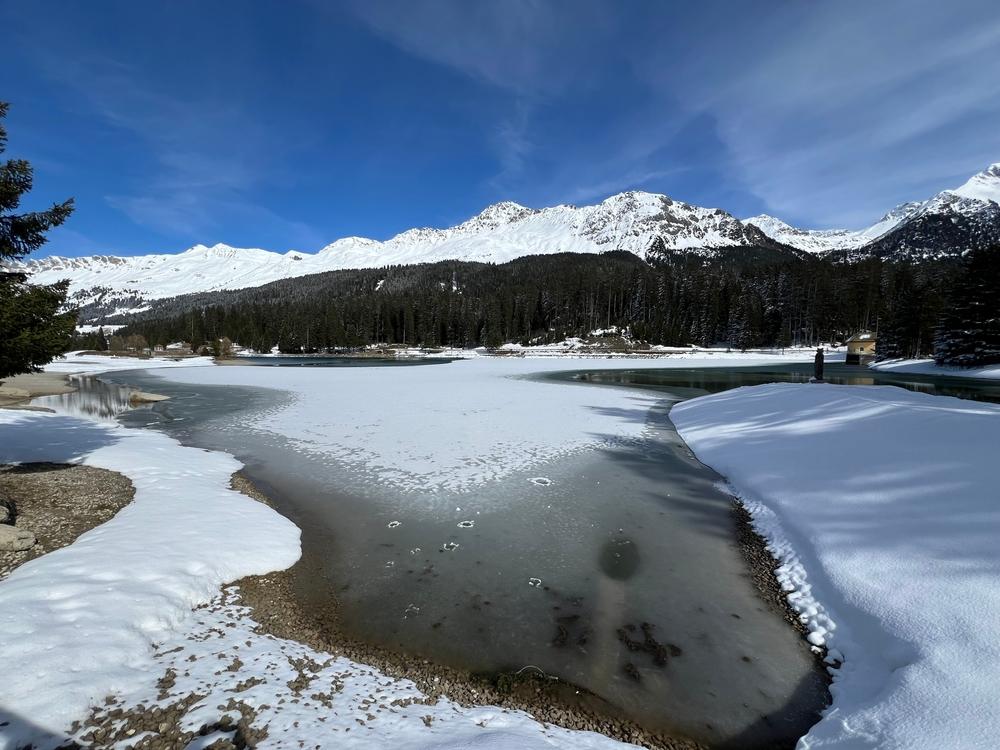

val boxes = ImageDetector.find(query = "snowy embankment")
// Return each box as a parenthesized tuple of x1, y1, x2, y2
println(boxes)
(41, 350, 216, 374)
(869, 357, 1000, 380)
(671, 383, 1000, 749)
(337, 342, 845, 360)
(0, 409, 300, 748)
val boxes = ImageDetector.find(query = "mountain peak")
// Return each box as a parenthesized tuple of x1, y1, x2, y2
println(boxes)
(948, 163, 1000, 203)
(876, 201, 923, 225)
(745, 214, 796, 232)
(456, 200, 537, 232)
(601, 189, 668, 204)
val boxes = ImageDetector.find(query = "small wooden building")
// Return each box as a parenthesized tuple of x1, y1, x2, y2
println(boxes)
(845, 332, 877, 364)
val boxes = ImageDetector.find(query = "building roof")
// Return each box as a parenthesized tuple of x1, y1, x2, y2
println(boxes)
(846, 332, 877, 343)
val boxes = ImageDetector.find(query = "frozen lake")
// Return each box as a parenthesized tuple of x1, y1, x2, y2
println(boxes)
(39, 357, 996, 746)
(42, 357, 827, 748)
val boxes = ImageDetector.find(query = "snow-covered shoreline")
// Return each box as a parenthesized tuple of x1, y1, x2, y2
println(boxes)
(869, 357, 1000, 380)
(0, 408, 301, 748)
(672, 383, 1000, 749)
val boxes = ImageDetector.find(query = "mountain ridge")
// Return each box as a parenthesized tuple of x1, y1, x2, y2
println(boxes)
(12, 163, 1000, 319)
(745, 163, 1000, 255)
(14, 190, 787, 310)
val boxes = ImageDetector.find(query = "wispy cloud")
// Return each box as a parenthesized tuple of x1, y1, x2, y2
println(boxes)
(347, 0, 1000, 226)
(641, 2, 1000, 227)
(343, 0, 679, 203)
(344, 0, 617, 97)
(488, 100, 533, 189)
(31, 50, 323, 247)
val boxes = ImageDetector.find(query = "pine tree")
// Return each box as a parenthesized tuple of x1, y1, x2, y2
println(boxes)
(0, 102, 76, 378)
(934, 247, 1000, 367)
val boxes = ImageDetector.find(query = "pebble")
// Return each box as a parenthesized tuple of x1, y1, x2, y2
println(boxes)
(0, 525, 35, 552)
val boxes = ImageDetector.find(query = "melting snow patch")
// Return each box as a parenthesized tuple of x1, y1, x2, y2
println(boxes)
(0, 408, 300, 749)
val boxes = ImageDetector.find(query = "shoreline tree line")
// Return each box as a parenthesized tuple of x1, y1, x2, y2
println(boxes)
(102, 247, 998, 367)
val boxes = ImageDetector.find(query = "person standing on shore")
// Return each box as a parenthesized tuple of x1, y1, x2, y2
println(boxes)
(813, 347, 825, 382)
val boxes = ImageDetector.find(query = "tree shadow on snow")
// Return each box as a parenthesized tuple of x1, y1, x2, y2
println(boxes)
(0, 707, 83, 749)
(0, 414, 123, 465)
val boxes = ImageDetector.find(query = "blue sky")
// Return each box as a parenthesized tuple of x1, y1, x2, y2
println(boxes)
(3, 0, 1000, 258)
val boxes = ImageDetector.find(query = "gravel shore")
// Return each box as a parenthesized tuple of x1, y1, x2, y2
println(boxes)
(230, 473, 704, 749)
(0, 463, 134, 579)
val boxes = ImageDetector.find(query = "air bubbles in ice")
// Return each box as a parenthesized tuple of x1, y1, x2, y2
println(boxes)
(529, 477, 552, 486)
(457, 520, 474, 529)
(387, 520, 401, 528)
(403, 604, 420, 618)
(442, 542, 460, 551)
(528, 577, 542, 588)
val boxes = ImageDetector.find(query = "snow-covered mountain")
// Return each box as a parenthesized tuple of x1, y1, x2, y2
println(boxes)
(15, 191, 785, 317)
(13, 163, 1000, 322)
(744, 203, 922, 254)
(746, 163, 1000, 259)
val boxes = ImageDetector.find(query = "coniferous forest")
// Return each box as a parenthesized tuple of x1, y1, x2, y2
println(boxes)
(103, 246, 999, 367)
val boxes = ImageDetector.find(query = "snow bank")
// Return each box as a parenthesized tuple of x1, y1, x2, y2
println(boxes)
(0, 409, 301, 748)
(671, 383, 1000, 749)
(42, 351, 215, 375)
(869, 357, 1000, 380)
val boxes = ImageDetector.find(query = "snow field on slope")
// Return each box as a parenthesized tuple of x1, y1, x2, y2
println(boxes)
(22, 191, 751, 303)
(671, 383, 1000, 749)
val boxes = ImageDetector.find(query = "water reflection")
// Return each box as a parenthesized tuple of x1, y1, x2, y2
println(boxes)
(563, 363, 1000, 404)
(31, 376, 138, 422)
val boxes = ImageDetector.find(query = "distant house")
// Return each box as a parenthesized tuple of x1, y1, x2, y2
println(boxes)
(845, 332, 877, 364)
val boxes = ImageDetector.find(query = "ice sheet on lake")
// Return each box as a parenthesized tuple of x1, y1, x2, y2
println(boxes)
(152, 356, 815, 494)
